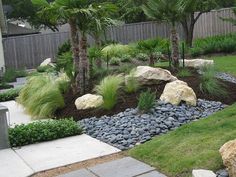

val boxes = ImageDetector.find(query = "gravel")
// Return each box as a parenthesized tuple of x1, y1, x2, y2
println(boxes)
(216, 72, 236, 84)
(79, 99, 226, 150)
(216, 169, 229, 177)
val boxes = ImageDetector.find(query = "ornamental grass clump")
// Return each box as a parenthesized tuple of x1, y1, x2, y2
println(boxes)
(176, 68, 192, 77)
(94, 75, 124, 110)
(125, 71, 139, 93)
(17, 75, 67, 119)
(138, 89, 156, 113)
(200, 66, 227, 97)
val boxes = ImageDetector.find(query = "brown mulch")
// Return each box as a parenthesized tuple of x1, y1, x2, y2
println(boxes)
(55, 68, 236, 121)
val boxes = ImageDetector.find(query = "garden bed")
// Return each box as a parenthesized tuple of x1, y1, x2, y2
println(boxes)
(55, 68, 236, 121)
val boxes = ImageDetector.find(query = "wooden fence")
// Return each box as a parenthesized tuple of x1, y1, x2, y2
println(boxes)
(3, 8, 236, 69)
(3, 32, 70, 69)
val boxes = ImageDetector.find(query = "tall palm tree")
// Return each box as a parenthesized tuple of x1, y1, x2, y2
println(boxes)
(32, 0, 94, 93)
(142, 0, 183, 67)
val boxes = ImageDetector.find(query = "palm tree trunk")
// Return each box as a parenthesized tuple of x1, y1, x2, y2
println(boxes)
(170, 25, 179, 68)
(68, 18, 80, 93)
(149, 54, 155, 67)
(78, 33, 89, 95)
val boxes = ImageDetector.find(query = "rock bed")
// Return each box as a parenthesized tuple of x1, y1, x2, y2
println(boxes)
(80, 99, 226, 150)
(216, 169, 229, 177)
(216, 72, 236, 84)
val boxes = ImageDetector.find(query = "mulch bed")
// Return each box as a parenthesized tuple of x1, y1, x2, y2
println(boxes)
(55, 68, 236, 121)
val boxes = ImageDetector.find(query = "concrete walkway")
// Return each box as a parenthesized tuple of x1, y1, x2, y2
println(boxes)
(58, 157, 167, 177)
(0, 135, 120, 177)
(0, 100, 32, 126)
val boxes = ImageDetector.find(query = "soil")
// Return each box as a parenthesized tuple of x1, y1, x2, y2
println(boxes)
(55, 68, 236, 121)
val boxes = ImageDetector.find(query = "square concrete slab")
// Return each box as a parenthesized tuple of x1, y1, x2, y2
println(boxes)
(0, 101, 32, 126)
(0, 149, 34, 177)
(137, 171, 167, 177)
(58, 169, 96, 177)
(15, 134, 120, 172)
(88, 157, 155, 177)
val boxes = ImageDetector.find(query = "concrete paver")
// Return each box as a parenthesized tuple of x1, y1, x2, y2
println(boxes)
(15, 134, 120, 173)
(58, 169, 97, 177)
(137, 171, 167, 177)
(0, 149, 34, 177)
(88, 157, 155, 177)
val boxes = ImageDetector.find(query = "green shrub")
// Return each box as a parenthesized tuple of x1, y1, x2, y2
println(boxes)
(117, 64, 135, 74)
(56, 51, 74, 81)
(101, 44, 131, 58)
(136, 53, 149, 61)
(3, 68, 27, 82)
(0, 82, 13, 89)
(94, 75, 124, 110)
(17, 75, 66, 119)
(9, 118, 82, 147)
(37, 65, 55, 73)
(138, 89, 156, 113)
(125, 72, 139, 93)
(0, 88, 21, 102)
(199, 66, 227, 97)
(176, 68, 192, 77)
(135, 38, 170, 55)
(120, 54, 132, 62)
(190, 47, 203, 57)
(57, 40, 71, 56)
(191, 33, 236, 57)
(109, 57, 121, 65)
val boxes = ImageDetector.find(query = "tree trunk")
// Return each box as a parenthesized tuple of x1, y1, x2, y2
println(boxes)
(78, 33, 89, 95)
(68, 18, 80, 93)
(170, 26, 179, 68)
(181, 13, 202, 47)
(149, 54, 155, 67)
(94, 35, 102, 68)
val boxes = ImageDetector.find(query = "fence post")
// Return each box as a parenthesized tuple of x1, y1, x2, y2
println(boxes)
(0, 105, 10, 149)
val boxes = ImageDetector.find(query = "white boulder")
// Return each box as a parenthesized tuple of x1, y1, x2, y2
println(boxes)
(160, 80, 197, 106)
(40, 58, 53, 67)
(75, 94, 104, 110)
(125, 66, 177, 85)
(181, 59, 214, 69)
(192, 169, 216, 177)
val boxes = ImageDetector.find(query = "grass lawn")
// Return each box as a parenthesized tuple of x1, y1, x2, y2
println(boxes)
(210, 55, 236, 76)
(129, 103, 236, 177)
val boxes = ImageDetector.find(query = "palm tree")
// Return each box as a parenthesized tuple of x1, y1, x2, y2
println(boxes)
(32, 0, 94, 93)
(142, 0, 183, 67)
(88, 3, 121, 68)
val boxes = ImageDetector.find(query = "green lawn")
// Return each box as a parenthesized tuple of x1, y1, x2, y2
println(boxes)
(210, 55, 236, 76)
(129, 103, 236, 177)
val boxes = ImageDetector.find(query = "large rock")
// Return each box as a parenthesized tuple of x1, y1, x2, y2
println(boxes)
(219, 139, 236, 177)
(40, 58, 53, 67)
(180, 59, 214, 69)
(75, 94, 104, 110)
(125, 66, 177, 85)
(160, 80, 197, 106)
(192, 169, 216, 177)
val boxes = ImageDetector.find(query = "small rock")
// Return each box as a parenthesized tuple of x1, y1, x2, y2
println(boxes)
(192, 169, 216, 177)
